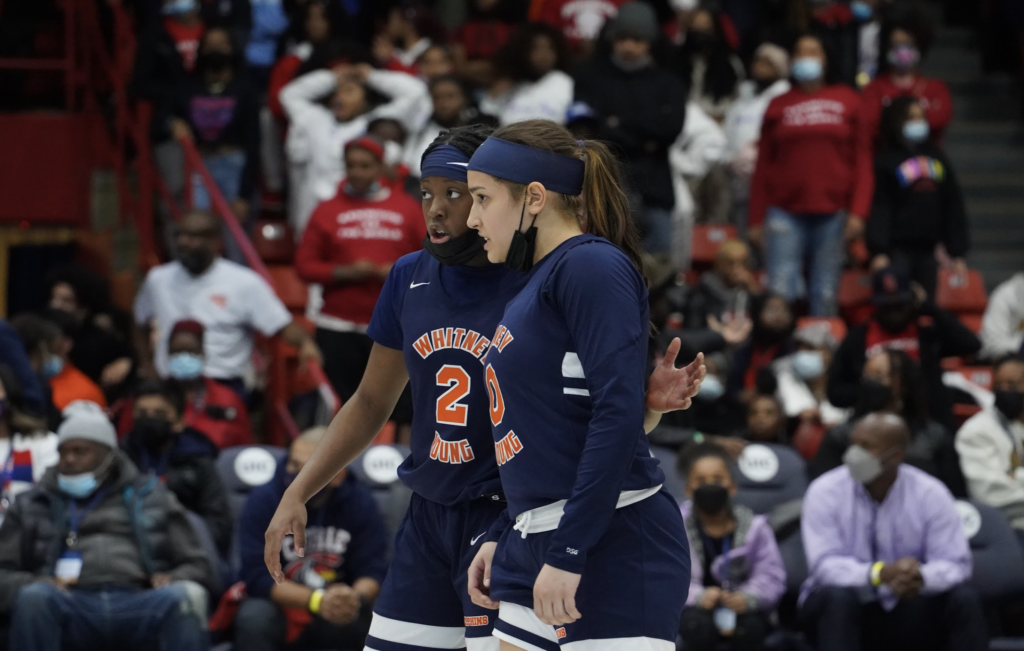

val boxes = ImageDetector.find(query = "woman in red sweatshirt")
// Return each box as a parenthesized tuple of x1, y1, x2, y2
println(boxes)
(748, 34, 873, 317)
(295, 136, 425, 402)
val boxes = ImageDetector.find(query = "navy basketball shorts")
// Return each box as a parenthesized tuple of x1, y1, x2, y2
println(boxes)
(489, 490, 690, 651)
(365, 492, 506, 651)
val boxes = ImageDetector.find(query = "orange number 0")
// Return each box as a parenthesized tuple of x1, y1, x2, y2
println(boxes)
(436, 365, 471, 426)
(485, 364, 505, 426)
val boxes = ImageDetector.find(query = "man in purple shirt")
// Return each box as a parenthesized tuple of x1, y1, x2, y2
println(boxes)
(799, 413, 987, 651)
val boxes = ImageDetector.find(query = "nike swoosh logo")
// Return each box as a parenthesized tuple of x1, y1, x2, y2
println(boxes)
(410, 282, 430, 288)
(447, 162, 469, 167)
(470, 533, 486, 546)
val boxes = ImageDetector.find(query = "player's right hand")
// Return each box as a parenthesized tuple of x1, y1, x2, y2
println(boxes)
(468, 542, 499, 610)
(265, 491, 308, 584)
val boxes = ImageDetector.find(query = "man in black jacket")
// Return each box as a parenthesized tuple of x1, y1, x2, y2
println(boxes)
(827, 265, 981, 428)
(573, 1, 687, 256)
(122, 378, 233, 555)
(0, 412, 211, 651)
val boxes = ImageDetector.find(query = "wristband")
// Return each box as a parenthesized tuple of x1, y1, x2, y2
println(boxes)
(870, 561, 884, 587)
(308, 588, 325, 615)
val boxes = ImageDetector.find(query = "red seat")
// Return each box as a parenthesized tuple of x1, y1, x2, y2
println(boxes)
(956, 366, 993, 391)
(797, 317, 848, 343)
(959, 313, 983, 334)
(267, 265, 308, 313)
(936, 268, 987, 314)
(252, 219, 296, 264)
(838, 269, 873, 309)
(690, 225, 737, 265)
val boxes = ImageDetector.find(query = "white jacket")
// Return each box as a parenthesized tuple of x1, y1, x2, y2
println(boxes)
(772, 357, 850, 427)
(955, 407, 1024, 529)
(281, 69, 429, 234)
(480, 70, 574, 126)
(981, 272, 1024, 360)
(722, 79, 791, 169)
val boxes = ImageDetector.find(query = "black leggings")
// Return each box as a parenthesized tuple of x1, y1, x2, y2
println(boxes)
(316, 328, 413, 424)
(679, 606, 770, 651)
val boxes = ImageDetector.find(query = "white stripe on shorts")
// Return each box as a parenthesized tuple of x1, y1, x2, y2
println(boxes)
(465, 637, 500, 651)
(561, 637, 676, 651)
(366, 613, 465, 649)
(495, 602, 676, 651)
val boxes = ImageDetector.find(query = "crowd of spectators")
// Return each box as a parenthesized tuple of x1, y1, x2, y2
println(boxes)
(1, 0, 1024, 649)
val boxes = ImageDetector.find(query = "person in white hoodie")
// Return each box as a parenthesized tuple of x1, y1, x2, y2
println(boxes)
(280, 63, 429, 236)
(956, 355, 1024, 548)
(722, 43, 791, 232)
(980, 271, 1024, 360)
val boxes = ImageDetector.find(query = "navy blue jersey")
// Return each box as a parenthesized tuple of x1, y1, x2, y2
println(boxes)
(483, 235, 665, 573)
(367, 251, 528, 505)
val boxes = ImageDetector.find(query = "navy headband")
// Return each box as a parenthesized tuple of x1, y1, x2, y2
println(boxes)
(420, 145, 470, 183)
(467, 137, 585, 196)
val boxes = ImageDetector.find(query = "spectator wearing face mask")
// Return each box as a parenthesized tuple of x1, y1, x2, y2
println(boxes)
(482, 22, 574, 127)
(674, 8, 746, 121)
(235, 426, 388, 651)
(135, 210, 322, 397)
(748, 34, 874, 317)
(848, 0, 888, 87)
(956, 355, 1024, 549)
(33, 311, 108, 414)
(861, 7, 951, 146)
(827, 265, 981, 430)
(134, 0, 207, 117)
(9, 315, 64, 429)
(0, 365, 58, 523)
(573, 2, 687, 256)
(167, 27, 260, 225)
(121, 379, 233, 555)
(728, 293, 797, 400)
(295, 137, 424, 405)
(814, 348, 966, 496)
(404, 75, 493, 179)
(0, 320, 45, 414)
(800, 413, 985, 651)
(867, 96, 968, 300)
(281, 63, 428, 234)
(678, 443, 785, 651)
(773, 322, 849, 458)
(116, 320, 251, 450)
(980, 269, 1024, 360)
(722, 43, 790, 230)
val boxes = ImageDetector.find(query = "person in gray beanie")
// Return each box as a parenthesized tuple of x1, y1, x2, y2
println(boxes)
(573, 1, 687, 257)
(0, 411, 213, 651)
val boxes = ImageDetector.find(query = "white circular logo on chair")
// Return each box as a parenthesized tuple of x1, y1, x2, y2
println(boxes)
(363, 446, 404, 484)
(955, 500, 982, 540)
(738, 444, 780, 483)
(234, 448, 278, 486)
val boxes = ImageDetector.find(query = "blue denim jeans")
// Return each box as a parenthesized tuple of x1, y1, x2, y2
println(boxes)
(640, 205, 674, 256)
(10, 580, 209, 651)
(764, 206, 846, 316)
(191, 150, 245, 211)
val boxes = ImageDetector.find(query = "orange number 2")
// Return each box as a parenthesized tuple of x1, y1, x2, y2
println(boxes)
(436, 365, 471, 426)
(485, 364, 505, 427)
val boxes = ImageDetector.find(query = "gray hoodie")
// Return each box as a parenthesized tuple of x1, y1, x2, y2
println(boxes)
(0, 451, 212, 613)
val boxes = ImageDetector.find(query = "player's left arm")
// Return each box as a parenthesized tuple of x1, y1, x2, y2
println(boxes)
(644, 338, 705, 432)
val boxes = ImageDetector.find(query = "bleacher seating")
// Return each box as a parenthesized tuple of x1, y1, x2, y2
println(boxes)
(937, 269, 989, 315)
(216, 445, 288, 517)
(796, 316, 848, 343)
(690, 224, 737, 267)
(733, 443, 809, 515)
(350, 444, 414, 548)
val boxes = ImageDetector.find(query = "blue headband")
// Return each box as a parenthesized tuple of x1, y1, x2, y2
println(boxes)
(420, 145, 470, 183)
(467, 137, 585, 196)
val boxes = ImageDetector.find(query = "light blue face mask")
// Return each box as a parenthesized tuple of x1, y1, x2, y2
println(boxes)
(162, 0, 197, 16)
(850, 1, 873, 21)
(791, 57, 824, 83)
(903, 119, 930, 144)
(167, 352, 204, 380)
(696, 374, 725, 401)
(42, 356, 64, 379)
(792, 350, 825, 380)
(58, 453, 114, 499)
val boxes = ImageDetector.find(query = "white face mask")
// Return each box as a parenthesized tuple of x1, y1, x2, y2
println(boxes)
(792, 350, 825, 380)
(842, 444, 896, 485)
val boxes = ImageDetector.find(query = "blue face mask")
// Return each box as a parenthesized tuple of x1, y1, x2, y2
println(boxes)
(162, 0, 197, 16)
(57, 453, 114, 499)
(903, 119, 930, 144)
(850, 1, 873, 21)
(696, 374, 725, 401)
(168, 353, 204, 381)
(42, 356, 64, 379)
(791, 57, 824, 83)
(792, 350, 825, 380)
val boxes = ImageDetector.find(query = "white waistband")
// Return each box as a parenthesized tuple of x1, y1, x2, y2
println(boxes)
(512, 484, 663, 538)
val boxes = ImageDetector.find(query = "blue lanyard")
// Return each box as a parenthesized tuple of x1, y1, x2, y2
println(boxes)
(66, 488, 110, 548)
(701, 531, 733, 590)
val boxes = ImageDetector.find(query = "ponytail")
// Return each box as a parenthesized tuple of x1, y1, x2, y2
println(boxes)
(490, 120, 648, 283)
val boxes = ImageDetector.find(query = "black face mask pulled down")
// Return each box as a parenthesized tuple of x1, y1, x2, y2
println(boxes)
(199, 50, 233, 73)
(422, 229, 486, 266)
(134, 415, 175, 450)
(179, 248, 214, 276)
(857, 378, 894, 415)
(505, 202, 538, 273)
(875, 305, 916, 334)
(995, 390, 1024, 422)
(693, 483, 730, 515)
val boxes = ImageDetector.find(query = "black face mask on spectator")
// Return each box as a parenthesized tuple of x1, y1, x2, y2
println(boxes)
(688, 30, 716, 52)
(995, 390, 1024, 421)
(199, 50, 233, 74)
(753, 323, 789, 346)
(875, 303, 916, 334)
(179, 248, 214, 275)
(693, 483, 729, 515)
(857, 378, 894, 414)
(134, 415, 175, 450)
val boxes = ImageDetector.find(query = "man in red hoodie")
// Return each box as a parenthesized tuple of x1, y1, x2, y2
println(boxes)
(296, 136, 425, 403)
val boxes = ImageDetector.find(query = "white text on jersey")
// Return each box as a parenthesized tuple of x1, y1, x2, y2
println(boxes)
(412, 328, 491, 364)
(429, 432, 476, 464)
(494, 431, 524, 466)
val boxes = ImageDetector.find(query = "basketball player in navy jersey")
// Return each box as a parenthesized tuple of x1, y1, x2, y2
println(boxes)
(265, 124, 704, 651)
(465, 120, 691, 650)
